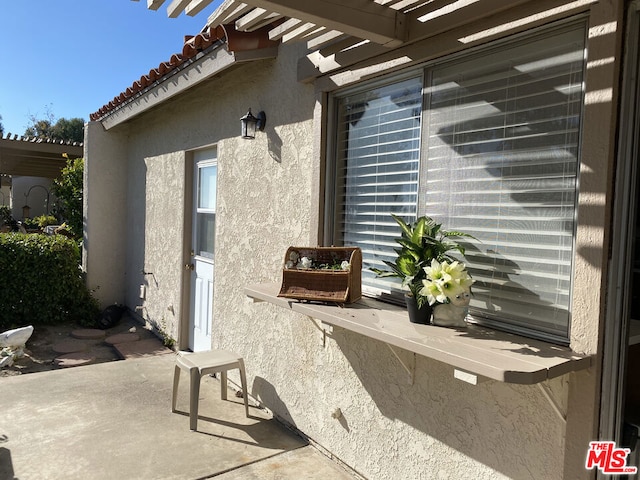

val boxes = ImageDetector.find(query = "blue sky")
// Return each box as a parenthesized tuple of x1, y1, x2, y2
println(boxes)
(0, 0, 222, 136)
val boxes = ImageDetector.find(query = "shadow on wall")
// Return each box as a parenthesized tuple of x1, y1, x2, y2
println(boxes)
(0, 446, 16, 480)
(251, 376, 298, 430)
(331, 329, 563, 479)
(267, 127, 282, 164)
(133, 159, 149, 312)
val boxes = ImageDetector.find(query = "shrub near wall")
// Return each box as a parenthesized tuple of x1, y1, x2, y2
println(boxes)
(0, 233, 99, 330)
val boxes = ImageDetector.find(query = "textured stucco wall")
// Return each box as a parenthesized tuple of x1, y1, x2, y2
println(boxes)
(207, 43, 571, 480)
(115, 47, 315, 345)
(138, 152, 186, 341)
(85, 2, 625, 473)
(109, 43, 568, 480)
(226, 301, 570, 479)
(84, 121, 128, 306)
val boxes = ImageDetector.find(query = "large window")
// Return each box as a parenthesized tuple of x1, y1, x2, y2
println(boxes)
(330, 23, 586, 343)
(332, 75, 423, 299)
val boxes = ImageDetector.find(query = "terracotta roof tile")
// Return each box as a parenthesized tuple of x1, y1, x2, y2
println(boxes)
(90, 26, 228, 122)
(90, 23, 283, 122)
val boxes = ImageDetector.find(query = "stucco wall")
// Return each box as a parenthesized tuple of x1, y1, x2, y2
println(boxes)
(138, 152, 186, 340)
(10, 176, 54, 220)
(0, 185, 9, 209)
(85, 1, 625, 474)
(205, 44, 569, 478)
(84, 122, 128, 306)
(225, 305, 570, 479)
(113, 43, 316, 346)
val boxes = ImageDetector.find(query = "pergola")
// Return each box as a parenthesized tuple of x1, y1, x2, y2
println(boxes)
(133, 0, 598, 78)
(0, 134, 82, 179)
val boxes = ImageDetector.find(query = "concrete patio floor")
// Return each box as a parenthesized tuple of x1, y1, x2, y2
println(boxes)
(0, 354, 356, 480)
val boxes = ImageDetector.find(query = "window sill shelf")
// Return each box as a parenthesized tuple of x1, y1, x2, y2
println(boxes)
(245, 283, 593, 385)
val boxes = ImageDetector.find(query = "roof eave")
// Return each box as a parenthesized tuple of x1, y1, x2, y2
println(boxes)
(98, 44, 278, 130)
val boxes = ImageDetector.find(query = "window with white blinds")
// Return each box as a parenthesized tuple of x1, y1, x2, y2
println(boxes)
(331, 23, 586, 343)
(333, 76, 423, 297)
(422, 26, 584, 342)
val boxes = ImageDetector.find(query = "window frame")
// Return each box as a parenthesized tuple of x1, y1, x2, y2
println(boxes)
(193, 151, 217, 262)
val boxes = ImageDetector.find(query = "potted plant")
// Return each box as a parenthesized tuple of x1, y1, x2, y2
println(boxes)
(371, 214, 473, 324)
(420, 258, 475, 328)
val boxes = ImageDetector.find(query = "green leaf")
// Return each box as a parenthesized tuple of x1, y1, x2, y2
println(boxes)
(397, 255, 418, 276)
(396, 238, 418, 250)
(391, 214, 412, 239)
(411, 216, 426, 244)
(369, 268, 398, 278)
(444, 231, 476, 239)
(373, 214, 475, 288)
(0, 233, 99, 330)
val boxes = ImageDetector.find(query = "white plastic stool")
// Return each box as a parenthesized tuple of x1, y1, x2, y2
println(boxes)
(171, 350, 250, 431)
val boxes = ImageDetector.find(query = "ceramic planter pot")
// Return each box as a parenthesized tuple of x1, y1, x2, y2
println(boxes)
(405, 295, 432, 324)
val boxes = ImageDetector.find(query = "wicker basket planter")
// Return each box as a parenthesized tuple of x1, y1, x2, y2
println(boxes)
(278, 246, 362, 304)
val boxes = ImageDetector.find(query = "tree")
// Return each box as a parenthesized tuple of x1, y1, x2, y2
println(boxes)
(51, 118, 84, 143)
(25, 107, 84, 143)
(24, 106, 55, 138)
(51, 154, 84, 240)
(0, 113, 4, 136)
(25, 118, 54, 138)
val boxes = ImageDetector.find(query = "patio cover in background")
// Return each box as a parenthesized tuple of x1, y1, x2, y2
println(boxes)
(0, 134, 83, 178)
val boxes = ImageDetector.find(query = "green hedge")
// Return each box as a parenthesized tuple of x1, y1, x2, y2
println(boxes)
(0, 233, 100, 330)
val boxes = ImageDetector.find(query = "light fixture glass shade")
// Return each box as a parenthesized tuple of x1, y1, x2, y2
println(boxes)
(240, 109, 266, 139)
(240, 109, 258, 139)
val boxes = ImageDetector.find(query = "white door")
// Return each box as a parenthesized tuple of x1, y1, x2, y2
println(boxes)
(188, 150, 217, 352)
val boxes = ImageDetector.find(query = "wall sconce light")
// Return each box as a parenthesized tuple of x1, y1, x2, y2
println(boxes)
(240, 108, 266, 139)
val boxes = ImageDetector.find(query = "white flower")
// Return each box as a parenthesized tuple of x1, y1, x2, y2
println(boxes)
(340, 261, 350, 271)
(298, 256, 312, 269)
(422, 258, 474, 304)
(289, 251, 300, 263)
(420, 279, 447, 305)
(443, 261, 465, 280)
(423, 259, 449, 283)
(438, 277, 465, 301)
(285, 261, 294, 269)
(458, 272, 475, 290)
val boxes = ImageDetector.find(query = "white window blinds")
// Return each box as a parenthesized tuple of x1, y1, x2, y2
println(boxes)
(333, 77, 423, 296)
(422, 26, 585, 342)
(331, 23, 585, 342)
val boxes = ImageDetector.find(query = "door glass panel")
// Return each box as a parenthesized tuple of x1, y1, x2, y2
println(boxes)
(199, 165, 217, 210)
(196, 212, 215, 259)
(195, 163, 217, 259)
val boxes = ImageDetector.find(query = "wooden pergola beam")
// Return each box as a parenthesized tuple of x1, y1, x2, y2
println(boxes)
(232, 0, 407, 46)
(0, 138, 82, 179)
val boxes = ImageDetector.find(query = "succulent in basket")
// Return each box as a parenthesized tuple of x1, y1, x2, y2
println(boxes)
(371, 214, 473, 308)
